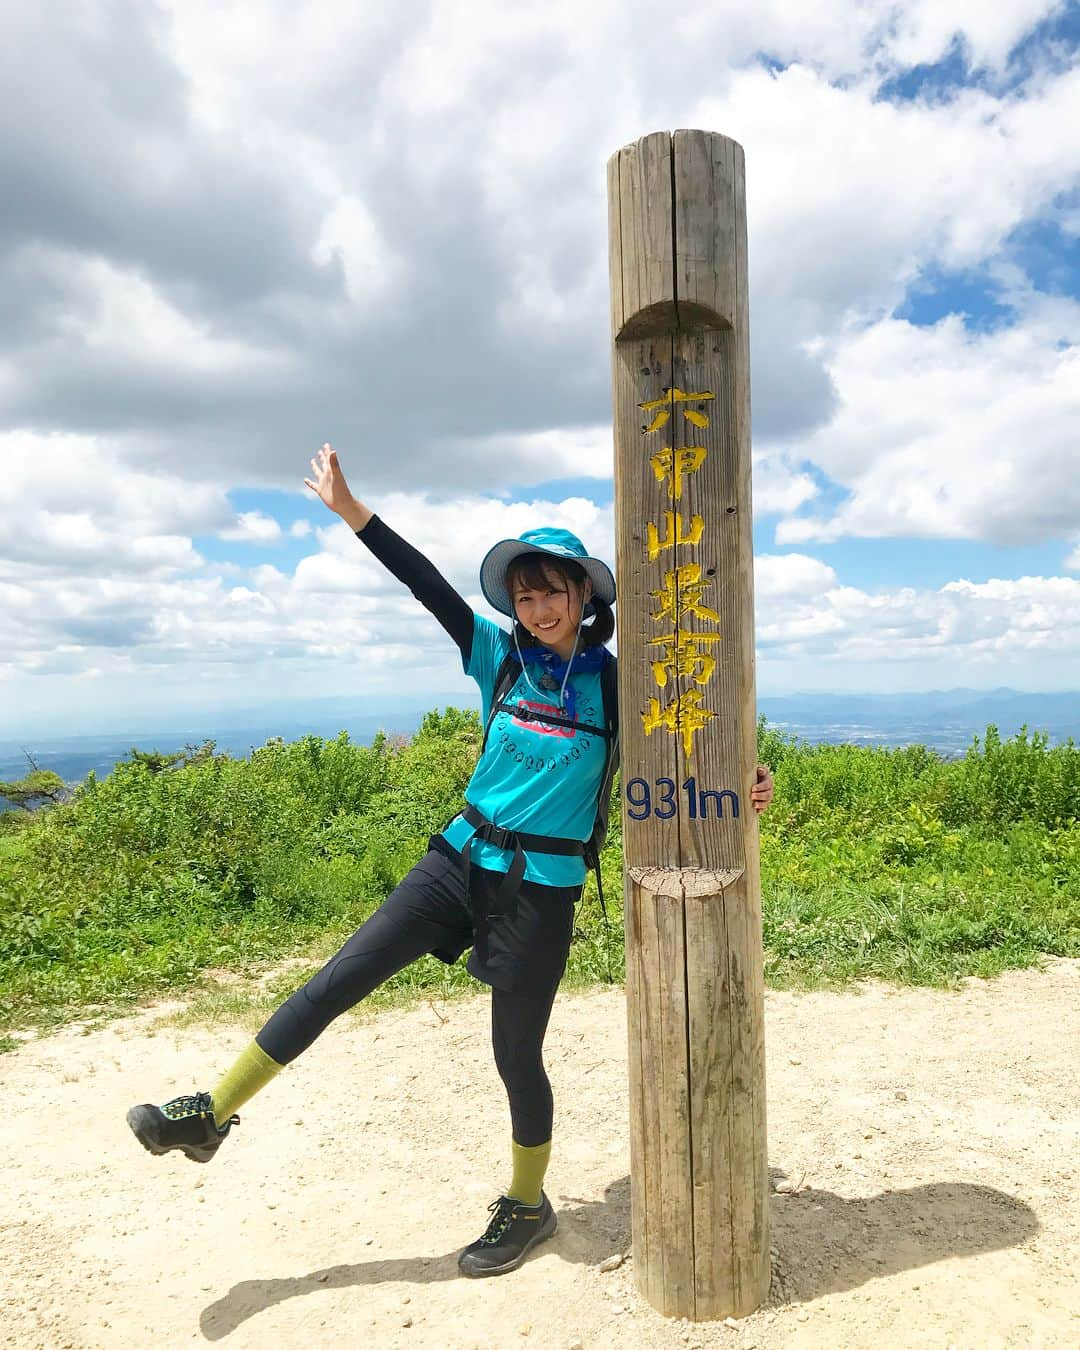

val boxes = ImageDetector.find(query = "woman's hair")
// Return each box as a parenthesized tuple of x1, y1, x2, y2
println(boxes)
(505, 552, 614, 648)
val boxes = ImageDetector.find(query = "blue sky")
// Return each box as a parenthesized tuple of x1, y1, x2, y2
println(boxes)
(1, 0, 1078, 737)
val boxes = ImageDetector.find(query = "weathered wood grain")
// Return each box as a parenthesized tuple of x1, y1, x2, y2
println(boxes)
(612, 333, 677, 869)
(612, 133, 677, 340)
(725, 138, 769, 1316)
(629, 877, 664, 1306)
(623, 883, 651, 1302)
(607, 129, 767, 1323)
(655, 889, 693, 1314)
(685, 886, 736, 1316)
(673, 129, 737, 331)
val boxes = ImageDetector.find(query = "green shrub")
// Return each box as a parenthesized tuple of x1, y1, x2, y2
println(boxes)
(0, 718, 1076, 1034)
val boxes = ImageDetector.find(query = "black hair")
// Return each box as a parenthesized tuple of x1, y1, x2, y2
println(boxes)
(505, 552, 614, 648)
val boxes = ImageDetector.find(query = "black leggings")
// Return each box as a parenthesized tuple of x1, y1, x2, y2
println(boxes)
(256, 847, 577, 1147)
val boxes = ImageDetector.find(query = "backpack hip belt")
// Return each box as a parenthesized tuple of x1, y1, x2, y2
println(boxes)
(456, 802, 585, 960)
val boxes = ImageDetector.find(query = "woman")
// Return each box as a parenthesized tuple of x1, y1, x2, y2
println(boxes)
(127, 444, 775, 1277)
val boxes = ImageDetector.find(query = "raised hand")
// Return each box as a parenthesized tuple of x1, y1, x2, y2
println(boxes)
(303, 443, 358, 517)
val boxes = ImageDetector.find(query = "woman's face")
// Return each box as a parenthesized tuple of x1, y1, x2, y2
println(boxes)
(511, 563, 591, 656)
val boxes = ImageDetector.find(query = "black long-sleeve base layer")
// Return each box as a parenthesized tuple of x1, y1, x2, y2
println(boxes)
(356, 514, 475, 660)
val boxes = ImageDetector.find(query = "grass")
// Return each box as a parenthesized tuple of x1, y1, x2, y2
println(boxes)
(0, 717, 1076, 1045)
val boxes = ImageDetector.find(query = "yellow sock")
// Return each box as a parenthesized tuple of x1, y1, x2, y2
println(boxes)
(507, 1138, 551, 1206)
(210, 1041, 283, 1122)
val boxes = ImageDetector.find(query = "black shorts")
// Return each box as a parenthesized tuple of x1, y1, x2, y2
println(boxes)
(426, 835, 580, 993)
(257, 839, 583, 1083)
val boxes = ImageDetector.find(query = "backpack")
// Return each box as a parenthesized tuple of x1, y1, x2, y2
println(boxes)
(482, 648, 620, 918)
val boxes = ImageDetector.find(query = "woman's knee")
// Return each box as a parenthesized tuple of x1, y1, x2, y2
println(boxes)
(494, 1047, 548, 1097)
(257, 943, 411, 1064)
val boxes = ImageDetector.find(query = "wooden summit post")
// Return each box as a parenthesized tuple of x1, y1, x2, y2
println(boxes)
(607, 130, 768, 1321)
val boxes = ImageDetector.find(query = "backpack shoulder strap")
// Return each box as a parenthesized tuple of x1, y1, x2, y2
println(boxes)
(600, 653, 619, 741)
(590, 652, 620, 851)
(583, 652, 619, 939)
(481, 649, 520, 753)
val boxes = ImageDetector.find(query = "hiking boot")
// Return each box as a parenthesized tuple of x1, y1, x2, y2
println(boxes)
(126, 1091, 237, 1164)
(458, 1192, 557, 1277)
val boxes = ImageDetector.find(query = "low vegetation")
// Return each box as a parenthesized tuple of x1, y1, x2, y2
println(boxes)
(0, 713, 1076, 1037)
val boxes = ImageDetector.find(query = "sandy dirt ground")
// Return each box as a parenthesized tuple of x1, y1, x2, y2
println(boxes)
(2, 959, 1078, 1350)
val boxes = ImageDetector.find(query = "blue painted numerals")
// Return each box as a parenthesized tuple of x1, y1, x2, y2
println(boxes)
(625, 776, 740, 820)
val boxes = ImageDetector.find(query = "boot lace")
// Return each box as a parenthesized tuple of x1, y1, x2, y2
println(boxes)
(161, 1091, 213, 1121)
(480, 1196, 520, 1245)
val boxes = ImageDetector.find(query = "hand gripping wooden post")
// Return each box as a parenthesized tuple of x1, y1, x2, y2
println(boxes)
(607, 130, 768, 1321)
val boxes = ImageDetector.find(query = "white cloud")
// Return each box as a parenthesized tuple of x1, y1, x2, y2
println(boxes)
(303, 490, 615, 602)
(0, 491, 616, 694)
(753, 456, 819, 515)
(5, 478, 1077, 694)
(2, 2, 1079, 717)
(220, 511, 283, 544)
(755, 552, 838, 598)
(755, 568, 1080, 674)
(675, 0, 1063, 82)
(74, 257, 286, 375)
(882, 0, 1064, 74)
(698, 59, 1080, 326)
(0, 430, 222, 576)
(3, 2, 1076, 499)
(441, 424, 616, 484)
(8, 246, 292, 381)
(311, 197, 404, 306)
(774, 308, 1080, 547)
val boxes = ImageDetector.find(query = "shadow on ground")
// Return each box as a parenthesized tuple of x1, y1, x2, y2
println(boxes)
(200, 1171, 1038, 1339)
(767, 1167, 1039, 1305)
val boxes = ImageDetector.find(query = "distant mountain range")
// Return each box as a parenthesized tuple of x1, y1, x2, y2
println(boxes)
(759, 687, 1077, 723)
(1, 687, 1075, 807)
(757, 687, 1077, 753)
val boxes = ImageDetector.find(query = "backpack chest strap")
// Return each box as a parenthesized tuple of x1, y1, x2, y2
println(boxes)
(490, 697, 609, 740)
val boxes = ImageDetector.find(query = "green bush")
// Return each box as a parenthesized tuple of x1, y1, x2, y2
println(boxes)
(0, 717, 1076, 1034)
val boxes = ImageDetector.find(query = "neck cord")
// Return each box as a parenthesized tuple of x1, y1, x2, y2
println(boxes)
(556, 608, 587, 711)
(512, 606, 589, 712)
(512, 623, 548, 701)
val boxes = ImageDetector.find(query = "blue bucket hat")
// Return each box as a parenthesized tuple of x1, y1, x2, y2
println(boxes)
(480, 527, 617, 618)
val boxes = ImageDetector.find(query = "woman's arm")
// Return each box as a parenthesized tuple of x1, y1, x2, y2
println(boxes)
(304, 444, 473, 657)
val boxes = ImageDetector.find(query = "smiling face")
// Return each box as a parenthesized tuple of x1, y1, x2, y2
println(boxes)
(508, 556, 592, 660)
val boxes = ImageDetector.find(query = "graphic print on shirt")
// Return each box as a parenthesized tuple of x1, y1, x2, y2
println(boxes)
(511, 699, 575, 739)
(494, 684, 603, 773)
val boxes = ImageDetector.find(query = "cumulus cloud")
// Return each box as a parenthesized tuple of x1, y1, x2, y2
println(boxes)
(698, 59, 1080, 327)
(1, 491, 614, 689)
(299, 490, 615, 604)
(755, 552, 838, 599)
(6, 513, 1078, 735)
(220, 511, 283, 544)
(754, 561, 1080, 668)
(752, 456, 820, 516)
(0, 430, 223, 576)
(2, 1, 1078, 719)
(773, 306, 1080, 546)
(2, 0, 1074, 498)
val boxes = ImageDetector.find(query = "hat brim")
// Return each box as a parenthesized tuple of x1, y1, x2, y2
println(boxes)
(480, 539, 617, 618)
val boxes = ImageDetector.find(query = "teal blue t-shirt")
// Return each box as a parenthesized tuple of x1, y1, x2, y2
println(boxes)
(441, 614, 609, 887)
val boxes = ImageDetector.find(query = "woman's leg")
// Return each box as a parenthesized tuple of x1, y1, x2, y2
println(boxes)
(128, 849, 472, 1159)
(490, 981, 562, 1200)
(456, 980, 563, 1277)
(254, 849, 470, 1068)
